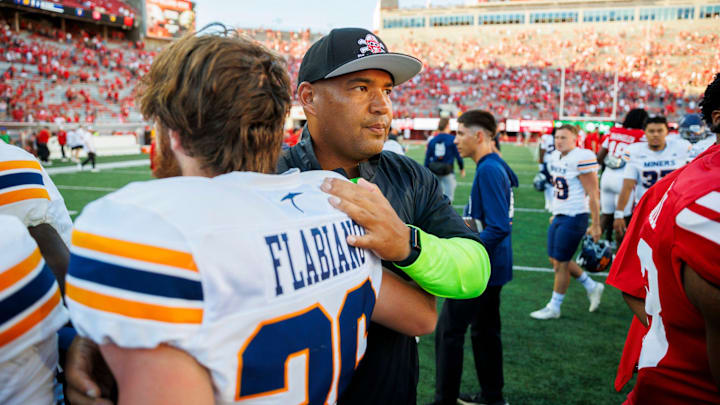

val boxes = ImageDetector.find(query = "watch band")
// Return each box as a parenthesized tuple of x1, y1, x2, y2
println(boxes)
(395, 226, 421, 267)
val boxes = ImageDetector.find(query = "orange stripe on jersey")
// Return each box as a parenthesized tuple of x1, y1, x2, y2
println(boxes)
(0, 248, 42, 292)
(0, 287, 61, 347)
(0, 160, 43, 172)
(578, 159, 598, 165)
(0, 188, 50, 206)
(72, 230, 198, 273)
(66, 282, 203, 324)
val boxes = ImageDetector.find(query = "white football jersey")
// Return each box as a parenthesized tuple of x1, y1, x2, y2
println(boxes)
(547, 148, 599, 216)
(0, 215, 68, 363)
(623, 137, 692, 202)
(540, 134, 555, 154)
(0, 141, 73, 245)
(66, 170, 383, 405)
(689, 136, 716, 160)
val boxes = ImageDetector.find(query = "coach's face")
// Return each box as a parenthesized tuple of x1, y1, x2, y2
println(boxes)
(304, 69, 393, 162)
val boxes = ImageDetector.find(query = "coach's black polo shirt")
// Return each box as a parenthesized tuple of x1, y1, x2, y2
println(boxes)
(277, 127, 482, 404)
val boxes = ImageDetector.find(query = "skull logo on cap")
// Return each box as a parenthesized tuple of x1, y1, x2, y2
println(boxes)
(357, 34, 386, 58)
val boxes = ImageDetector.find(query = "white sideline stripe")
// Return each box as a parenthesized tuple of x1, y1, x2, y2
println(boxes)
(68, 210, 78, 215)
(676, 208, 720, 243)
(515, 207, 547, 213)
(105, 170, 151, 175)
(458, 181, 532, 189)
(56, 185, 117, 192)
(46, 159, 149, 174)
(513, 265, 609, 277)
(452, 205, 546, 213)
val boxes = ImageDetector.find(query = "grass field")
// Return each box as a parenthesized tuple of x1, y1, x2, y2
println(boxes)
(50, 144, 635, 404)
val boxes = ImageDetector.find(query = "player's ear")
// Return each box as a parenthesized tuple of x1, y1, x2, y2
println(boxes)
(712, 110, 720, 127)
(297, 82, 316, 117)
(168, 129, 184, 153)
(476, 128, 486, 143)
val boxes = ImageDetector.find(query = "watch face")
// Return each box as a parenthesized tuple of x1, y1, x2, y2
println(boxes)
(411, 228, 421, 250)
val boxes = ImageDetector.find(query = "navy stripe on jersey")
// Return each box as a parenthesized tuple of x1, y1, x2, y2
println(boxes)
(0, 172, 44, 190)
(69, 254, 204, 301)
(0, 264, 55, 325)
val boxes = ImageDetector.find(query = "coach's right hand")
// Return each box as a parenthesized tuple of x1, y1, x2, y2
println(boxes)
(613, 218, 627, 239)
(65, 336, 116, 405)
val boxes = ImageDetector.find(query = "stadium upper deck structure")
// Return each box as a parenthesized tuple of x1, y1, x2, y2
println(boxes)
(379, 0, 720, 37)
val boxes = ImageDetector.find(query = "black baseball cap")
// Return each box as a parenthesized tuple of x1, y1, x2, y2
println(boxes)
(297, 28, 422, 88)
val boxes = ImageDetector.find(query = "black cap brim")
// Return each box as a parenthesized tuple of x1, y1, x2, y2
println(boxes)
(324, 53, 422, 86)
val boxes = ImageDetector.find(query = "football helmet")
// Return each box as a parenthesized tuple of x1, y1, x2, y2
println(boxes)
(679, 113, 709, 144)
(576, 235, 613, 273)
(533, 172, 549, 192)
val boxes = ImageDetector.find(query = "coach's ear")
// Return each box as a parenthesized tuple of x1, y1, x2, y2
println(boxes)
(297, 82, 316, 117)
(712, 109, 720, 127)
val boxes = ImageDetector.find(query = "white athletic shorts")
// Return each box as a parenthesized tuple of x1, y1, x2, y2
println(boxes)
(0, 334, 58, 405)
(600, 167, 633, 216)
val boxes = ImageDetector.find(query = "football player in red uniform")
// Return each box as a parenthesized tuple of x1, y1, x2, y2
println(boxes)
(607, 73, 720, 403)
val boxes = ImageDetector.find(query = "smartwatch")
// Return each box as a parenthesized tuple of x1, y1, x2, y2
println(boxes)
(395, 226, 421, 267)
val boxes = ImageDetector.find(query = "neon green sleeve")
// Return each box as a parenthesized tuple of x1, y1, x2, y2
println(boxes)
(396, 226, 490, 299)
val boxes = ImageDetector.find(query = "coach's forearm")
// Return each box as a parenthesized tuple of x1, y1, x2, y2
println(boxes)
(396, 227, 490, 299)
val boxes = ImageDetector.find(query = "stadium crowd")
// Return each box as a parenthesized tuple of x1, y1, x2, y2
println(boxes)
(1, 20, 716, 126)
(393, 24, 719, 94)
(0, 18, 153, 124)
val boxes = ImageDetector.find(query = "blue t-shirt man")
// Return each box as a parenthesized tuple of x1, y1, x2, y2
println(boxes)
(425, 132, 465, 202)
(464, 152, 518, 285)
(425, 132, 464, 173)
(434, 110, 517, 405)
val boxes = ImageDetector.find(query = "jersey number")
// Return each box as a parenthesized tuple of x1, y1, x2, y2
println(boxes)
(608, 140, 627, 157)
(637, 239, 668, 369)
(641, 169, 674, 188)
(236, 280, 375, 403)
(554, 176, 569, 200)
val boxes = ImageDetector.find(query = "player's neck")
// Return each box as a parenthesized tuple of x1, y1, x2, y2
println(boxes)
(177, 154, 215, 178)
(473, 143, 493, 164)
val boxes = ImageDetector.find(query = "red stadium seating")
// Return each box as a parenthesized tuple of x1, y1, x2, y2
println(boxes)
(0, 22, 712, 124)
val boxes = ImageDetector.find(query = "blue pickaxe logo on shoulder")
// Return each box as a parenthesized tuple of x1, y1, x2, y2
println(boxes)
(281, 192, 304, 213)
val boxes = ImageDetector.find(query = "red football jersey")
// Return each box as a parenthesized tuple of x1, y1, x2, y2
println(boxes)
(601, 127, 645, 159)
(583, 131, 600, 153)
(611, 144, 720, 404)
